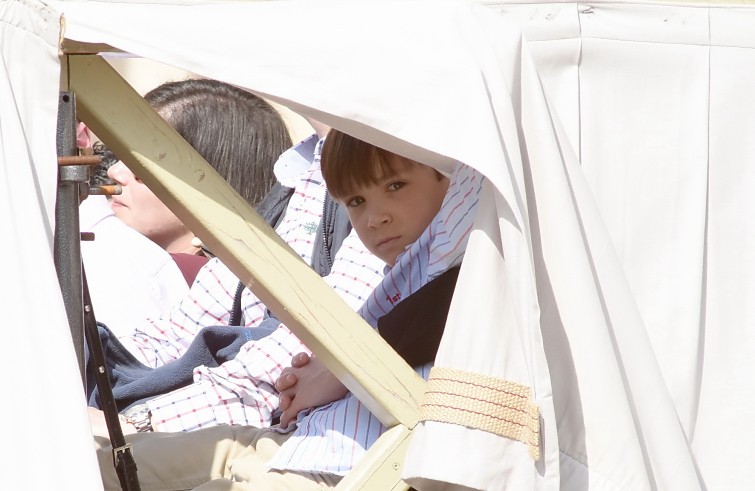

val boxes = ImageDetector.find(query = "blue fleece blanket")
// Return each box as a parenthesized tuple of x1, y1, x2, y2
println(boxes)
(86, 320, 278, 412)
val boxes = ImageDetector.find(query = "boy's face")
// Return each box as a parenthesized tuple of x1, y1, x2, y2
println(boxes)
(341, 157, 449, 266)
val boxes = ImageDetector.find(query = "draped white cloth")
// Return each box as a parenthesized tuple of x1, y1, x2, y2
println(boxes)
(79, 195, 189, 337)
(0, 0, 103, 488)
(2, 0, 754, 489)
(493, 4, 755, 489)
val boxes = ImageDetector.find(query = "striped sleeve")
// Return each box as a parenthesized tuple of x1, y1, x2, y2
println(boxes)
(147, 324, 308, 432)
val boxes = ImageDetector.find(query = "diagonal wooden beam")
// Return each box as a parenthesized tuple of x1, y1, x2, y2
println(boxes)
(66, 53, 425, 429)
(61, 39, 122, 55)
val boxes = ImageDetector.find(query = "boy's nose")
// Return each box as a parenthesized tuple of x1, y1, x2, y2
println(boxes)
(367, 210, 391, 229)
(107, 161, 132, 185)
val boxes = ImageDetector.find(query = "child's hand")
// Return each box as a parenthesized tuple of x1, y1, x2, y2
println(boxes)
(275, 352, 348, 428)
(276, 352, 310, 414)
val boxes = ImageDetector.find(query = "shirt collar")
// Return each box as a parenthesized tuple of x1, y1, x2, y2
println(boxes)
(273, 133, 320, 187)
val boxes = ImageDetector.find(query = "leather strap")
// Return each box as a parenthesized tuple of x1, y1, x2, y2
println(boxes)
(83, 267, 141, 491)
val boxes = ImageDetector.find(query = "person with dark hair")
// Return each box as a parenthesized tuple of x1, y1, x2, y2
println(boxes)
(107, 78, 292, 257)
(145, 78, 290, 208)
(93, 129, 482, 490)
(274, 128, 456, 428)
(81, 79, 291, 336)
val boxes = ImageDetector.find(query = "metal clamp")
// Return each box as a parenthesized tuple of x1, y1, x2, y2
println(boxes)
(112, 441, 133, 468)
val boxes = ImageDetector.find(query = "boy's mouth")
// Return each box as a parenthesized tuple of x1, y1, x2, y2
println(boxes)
(376, 236, 400, 248)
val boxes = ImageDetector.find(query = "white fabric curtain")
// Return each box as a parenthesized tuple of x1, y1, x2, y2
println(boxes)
(0, 0, 103, 488)
(500, 4, 755, 489)
(405, 6, 702, 487)
(4, 0, 754, 489)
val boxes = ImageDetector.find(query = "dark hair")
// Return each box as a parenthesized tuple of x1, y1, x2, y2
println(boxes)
(321, 129, 408, 200)
(143, 78, 292, 207)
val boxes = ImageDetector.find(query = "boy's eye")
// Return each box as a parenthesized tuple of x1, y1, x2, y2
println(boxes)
(346, 196, 365, 207)
(386, 181, 406, 192)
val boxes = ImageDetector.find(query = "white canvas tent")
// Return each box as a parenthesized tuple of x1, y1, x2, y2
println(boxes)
(1, 0, 754, 489)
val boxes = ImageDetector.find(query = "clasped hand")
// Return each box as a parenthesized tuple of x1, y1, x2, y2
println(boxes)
(275, 352, 348, 428)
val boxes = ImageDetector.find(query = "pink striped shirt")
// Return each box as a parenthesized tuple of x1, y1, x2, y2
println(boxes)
(268, 163, 482, 475)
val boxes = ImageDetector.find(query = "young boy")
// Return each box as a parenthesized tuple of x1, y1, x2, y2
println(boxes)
(276, 129, 463, 426)
(94, 130, 482, 490)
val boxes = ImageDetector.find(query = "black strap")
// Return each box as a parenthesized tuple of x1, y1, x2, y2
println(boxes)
(82, 267, 141, 491)
(228, 181, 295, 326)
(312, 191, 352, 277)
(255, 181, 295, 230)
(229, 281, 245, 326)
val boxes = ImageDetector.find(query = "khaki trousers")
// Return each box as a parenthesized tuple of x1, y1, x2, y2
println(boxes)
(95, 425, 341, 491)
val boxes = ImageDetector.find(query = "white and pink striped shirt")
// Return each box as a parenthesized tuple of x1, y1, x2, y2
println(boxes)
(268, 163, 482, 476)
(115, 135, 386, 431)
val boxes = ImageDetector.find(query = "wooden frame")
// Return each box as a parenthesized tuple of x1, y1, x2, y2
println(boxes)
(62, 49, 424, 490)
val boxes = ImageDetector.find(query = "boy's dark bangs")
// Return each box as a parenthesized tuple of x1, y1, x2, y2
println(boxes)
(322, 130, 400, 200)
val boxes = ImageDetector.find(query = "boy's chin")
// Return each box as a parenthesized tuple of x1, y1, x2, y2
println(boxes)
(381, 251, 401, 267)
(373, 252, 395, 267)
(378, 257, 395, 267)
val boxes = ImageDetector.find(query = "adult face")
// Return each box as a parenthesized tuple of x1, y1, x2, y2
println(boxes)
(341, 158, 449, 266)
(107, 161, 191, 252)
